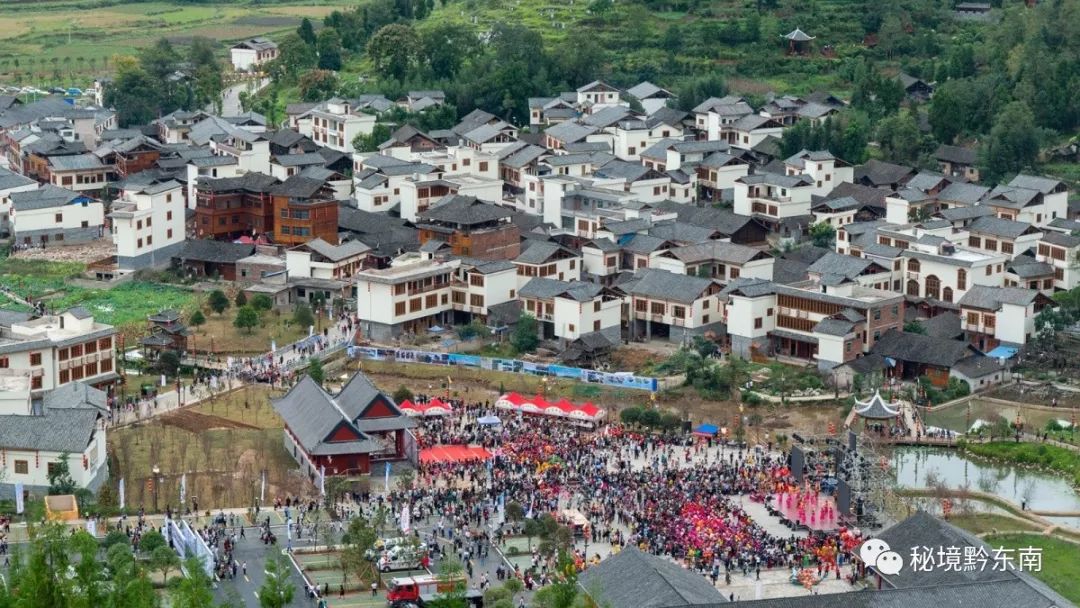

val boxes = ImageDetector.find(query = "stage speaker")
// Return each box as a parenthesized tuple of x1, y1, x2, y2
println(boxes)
(791, 446, 805, 483)
(837, 479, 851, 514)
(848, 430, 857, 452)
(682, 420, 692, 432)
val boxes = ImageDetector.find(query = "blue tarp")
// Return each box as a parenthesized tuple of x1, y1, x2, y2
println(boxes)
(694, 424, 719, 435)
(986, 346, 1018, 359)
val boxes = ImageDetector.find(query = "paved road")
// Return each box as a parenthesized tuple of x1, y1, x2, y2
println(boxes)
(212, 78, 269, 117)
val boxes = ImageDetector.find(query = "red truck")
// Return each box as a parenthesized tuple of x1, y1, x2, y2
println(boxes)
(386, 574, 469, 606)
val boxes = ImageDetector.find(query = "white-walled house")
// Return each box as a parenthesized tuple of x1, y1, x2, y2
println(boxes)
(355, 254, 459, 342)
(958, 285, 1053, 350)
(518, 278, 622, 342)
(109, 179, 186, 272)
(0, 307, 118, 395)
(0, 381, 109, 500)
(626, 268, 725, 343)
(733, 173, 815, 226)
(900, 239, 1007, 304)
(1036, 231, 1080, 291)
(0, 168, 37, 236)
(300, 100, 376, 153)
(651, 241, 774, 283)
(10, 185, 104, 246)
(783, 150, 853, 196)
(286, 238, 372, 282)
(230, 38, 279, 71)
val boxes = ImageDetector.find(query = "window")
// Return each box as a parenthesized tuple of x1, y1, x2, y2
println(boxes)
(425, 294, 437, 308)
(966, 312, 979, 325)
(968, 236, 981, 248)
(167, 210, 173, 221)
(55, 213, 63, 223)
(409, 298, 422, 312)
(29, 352, 41, 366)
(14, 461, 27, 475)
(85, 341, 97, 354)
(846, 342, 852, 352)
(754, 317, 763, 329)
(167, 229, 173, 239)
(31, 376, 42, 389)
(767, 308, 774, 316)
(673, 306, 685, 319)
(907, 259, 920, 272)
(0, 356, 7, 368)
(146, 218, 152, 227)
(59, 369, 70, 384)
(984, 314, 995, 327)
(101, 358, 113, 373)
(146, 235, 153, 246)
(873, 310, 881, 321)
(137, 238, 143, 248)
(441, 294, 448, 304)
(569, 259, 576, 270)
(594, 301, 601, 312)
(703, 300, 710, 310)
(479, 161, 488, 172)
(986, 265, 993, 276)
(58, 348, 69, 361)
(892, 305, 899, 317)
(594, 320, 601, 331)
(72, 344, 82, 357)
(395, 302, 406, 315)
(85, 362, 98, 376)
(1001, 241, 1013, 254)
(47, 462, 59, 477)
(702, 314, 710, 324)
(957, 269, 967, 290)
(650, 302, 665, 315)
(394, 284, 406, 296)
(985, 239, 997, 251)
(635, 299, 647, 312)
(1055, 267, 1065, 281)
(730, 268, 740, 279)
(469, 274, 485, 287)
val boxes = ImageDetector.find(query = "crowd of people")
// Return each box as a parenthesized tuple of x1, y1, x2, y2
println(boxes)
(351, 399, 866, 598)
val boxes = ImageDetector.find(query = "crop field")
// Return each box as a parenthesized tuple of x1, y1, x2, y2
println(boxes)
(0, 1, 347, 85)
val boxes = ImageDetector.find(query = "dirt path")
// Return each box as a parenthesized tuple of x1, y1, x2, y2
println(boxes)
(161, 408, 261, 432)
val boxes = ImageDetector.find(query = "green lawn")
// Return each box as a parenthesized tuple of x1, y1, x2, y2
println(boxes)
(948, 513, 1041, 535)
(50, 281, 200, 327)
(983, 534, 1080, 604)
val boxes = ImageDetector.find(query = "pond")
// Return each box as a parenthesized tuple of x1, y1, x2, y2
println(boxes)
(891, 447, 1080, 530)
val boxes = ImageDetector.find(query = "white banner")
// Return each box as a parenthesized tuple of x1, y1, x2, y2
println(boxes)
(86, 519, 97, 537)
(14, 482, 24, 514)
(400, 503, 411, 533)
(384, 461, 390, 493)
(118, 478, 125, 510)
(260, 470, 266, 503)
(319, 465, 326, 497)
(179, 473, 187, 505)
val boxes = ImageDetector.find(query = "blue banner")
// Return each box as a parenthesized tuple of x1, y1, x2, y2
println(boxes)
(349, 347, 657, 391)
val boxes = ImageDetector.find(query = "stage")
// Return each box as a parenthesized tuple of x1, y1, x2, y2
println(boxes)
(769, 492, 840, 532)
(419, 445, 492, 464)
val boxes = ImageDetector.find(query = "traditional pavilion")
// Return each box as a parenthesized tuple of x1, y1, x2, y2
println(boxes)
(844, 390, 913, 435)
(783, 28, 815, 55)
(273, 371, 416, 476)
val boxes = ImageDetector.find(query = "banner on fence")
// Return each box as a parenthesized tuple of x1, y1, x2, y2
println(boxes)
(347, 347, 657, 391)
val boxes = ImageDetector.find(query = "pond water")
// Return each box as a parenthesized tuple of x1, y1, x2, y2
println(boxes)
(891, 447, 1080, 530)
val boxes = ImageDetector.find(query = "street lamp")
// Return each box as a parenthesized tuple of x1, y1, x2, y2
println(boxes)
(151, 465, 161, 513)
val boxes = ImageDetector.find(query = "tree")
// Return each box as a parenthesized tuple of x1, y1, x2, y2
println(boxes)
(150, 545, 180, 585)
(139, 530, 167, 553)
(317, 28, 344, 71)
(307, 358, 325, 386)
(102, 529, 130, 550)
(421, 22, 476, 78)
(269, 33, 317, 83)
(639, 408, 662, 428)
(392, 385, 414, 403)
(208, 289, 230, 315)
(903, 321, 927, 334)
(234, 305, 260, 334)
(293, 303, 315, 328)
(428, 557, 467, 608)
(157, 349, 181, 376)
(298, 18, 317, 45)
(339, 515, 378, 587)
(235, 291, 248, 307)
(512, 313, 539, 353)
(981, 101, 1040, 183)
(619, 406, 643, 427)
(189, 310, 206, 329)
(251, 294, 274, 311)
(299, 69, 339, 102)
(353, 123, 394, 152)
(104, 57, 162, 127)
(877, 14, 906, 59)
(367, 23, 423, 81)
(170, 557, 215, 608)
(522, 518, 545, 551)
(46, 453, 76, 493)
(929, 81, 964, 144)
(505, 501, 525, 525)
(876, 112, 923, 165)
(258, 554, 296, 608)
(808, 223, 837, 249)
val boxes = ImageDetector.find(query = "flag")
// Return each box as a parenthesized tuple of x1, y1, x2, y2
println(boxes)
(384, 461, 391, 493)
(319, 465, 326, 497)
(400, 503, 410, 533)
(14, 482, 24, 514)
(86, 519, 97, 537)
(260, 470, 266, 503)
(119, 478, 126, 510)
(180, 473, 187, 505)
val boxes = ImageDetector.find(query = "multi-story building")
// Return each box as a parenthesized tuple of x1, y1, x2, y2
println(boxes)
(963, 216, 1043, 260)
(0, 168, 37, 237)
(1036, 231, 1080, 290)
(518, 277, 622, 343)
(354, 254, 459, 341)
(230, 38, 279, 71)
(109, 179, 186, 272)
(0, 381, 109, 500)
(900, 237, 1007, 304)
(270, 175, 340, 246)
(514, 241, 581, 288)
(194, 172, 278, 240)
(10, 185, 104, 246)
(286, 238, 372, 282)
(722, 279, 905, 369)
(957, 285, 1053, 351)
(782, 150, 853, 195)
(0, 307, 118, 394)
(415, 196, 519, 260)
(299, 99, 377, 153)
(651, 241, 774, 283)
(733, 172, 815, 228)
(626, 268, 725, 343)
(47, 153, 110, 194)
(448, 258, 518, 322)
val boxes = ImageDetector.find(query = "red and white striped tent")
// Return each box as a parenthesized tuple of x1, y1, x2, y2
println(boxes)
(399, 398, 454, 417)
(494, 392, 606, 422)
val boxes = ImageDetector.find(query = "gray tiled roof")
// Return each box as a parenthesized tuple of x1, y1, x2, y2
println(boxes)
(938, 181, 990, 204)
(813, 318, 856, 336)
(10, 185, 82, 211)
(871, 330, 975, 367)
(272, 376, 381, 456)
(855, 159, 914, 186)
(0, 167, 35, 191)
(629, 269, 713, 304)
(957, 285, 1042, 310)
(302, 237, 371, 262)
(579, 547, 727, 608)
(969, 216, 1038, 239)
(622, 233, 669, 255)
(175, 240, 255, 263)
(515, 240, 572, 265)
(1008, 174, 1064, 194)
(419, 195, 513, 225)
(807, 252, 880, 280)
(0, 406, 100, 452)
(1042, 231, 1080, 248)
(664, 241, 767, 265)
(543, 121, 597, 144)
